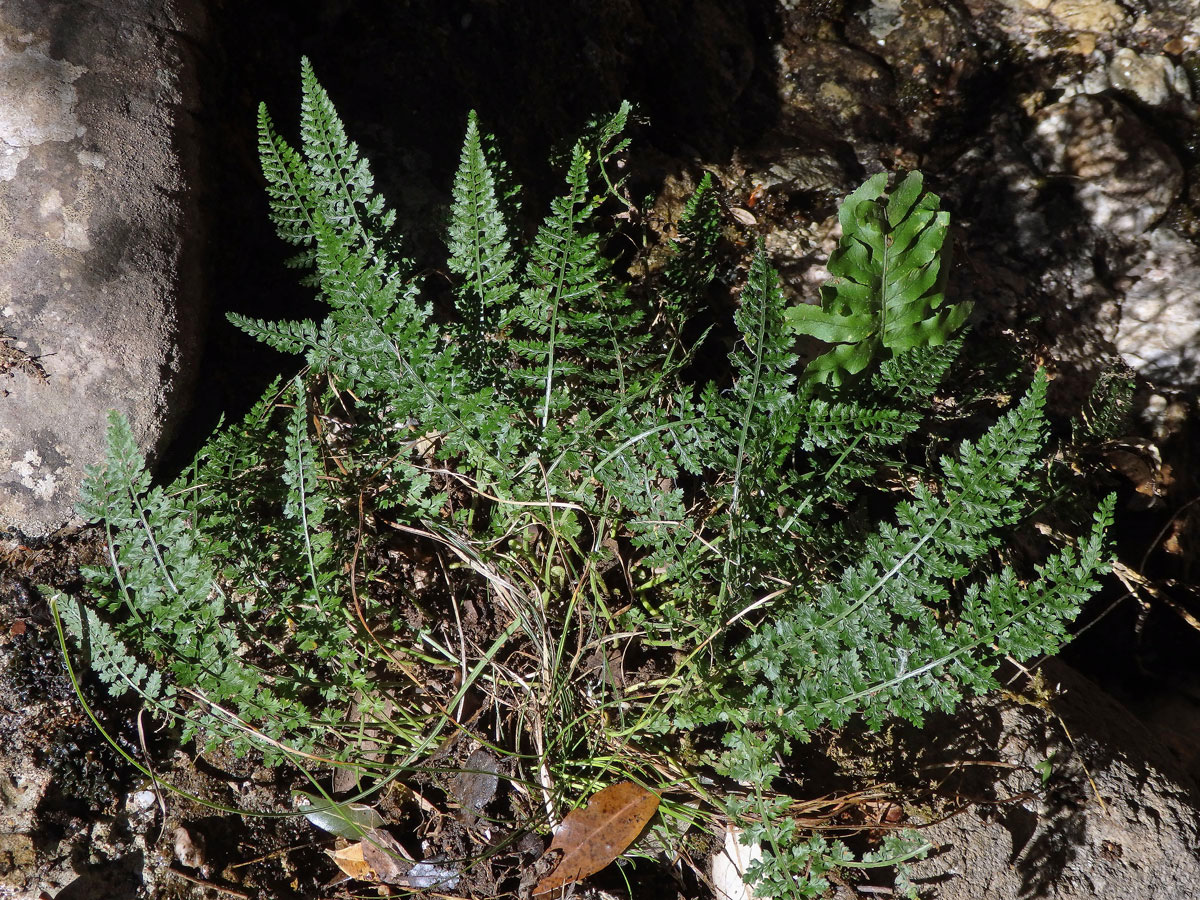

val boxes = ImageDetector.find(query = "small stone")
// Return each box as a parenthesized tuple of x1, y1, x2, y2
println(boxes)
(1048, 0, 1128, 32)
(0, 833, 37, 888)
(172, 825, 206, 870)
(1107, 48, 1192, 107)
(1069, 32, 1097, 55)
(128, 789, 157, 812)
(451, 749, 501, 815)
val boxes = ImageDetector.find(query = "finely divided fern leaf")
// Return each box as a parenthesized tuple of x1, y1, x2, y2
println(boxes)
(733, 372, 1111, 741)
(448, 111, 518, 376)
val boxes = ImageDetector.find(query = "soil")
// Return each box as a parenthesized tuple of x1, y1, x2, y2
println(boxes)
(3, 1, 1200, 898)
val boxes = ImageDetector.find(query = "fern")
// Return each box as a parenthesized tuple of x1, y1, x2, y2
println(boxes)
(504, 104, 642, 427)
(788, 171, 971, 385)
(52, 592, 166, 704)
(448, 110, 518, 380)
(64, 64, 1118, 900)
(659, 172, 722, 339)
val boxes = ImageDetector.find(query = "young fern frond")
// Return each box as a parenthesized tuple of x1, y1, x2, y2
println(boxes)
(448, 110, 518, 378)
(53, 591, 166, 704)
(659, 172, 722, 333)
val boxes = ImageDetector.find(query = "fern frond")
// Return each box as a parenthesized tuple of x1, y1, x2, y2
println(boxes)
(788, 172, 970, 385)
(506, 116, 647, 427)
(257, 102, 321, 274)
(1072, 364, 1136, 445)
(659, 173, 721, 335)
(733, 372, 1083, 740)
(448, 111, 518, 376)
(225, 314, 321, 356)
(54, 591, 167, 703)
(725, 251, 801, 489)
(298, 56, 387, 246)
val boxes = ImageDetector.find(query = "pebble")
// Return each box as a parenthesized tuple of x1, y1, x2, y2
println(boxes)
(172, 824, 206, 870)
(128, 789, 157, 812)
(1106, 48, 1193, 107)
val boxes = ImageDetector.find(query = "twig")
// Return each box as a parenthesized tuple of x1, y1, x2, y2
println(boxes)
(166, 866, 251, 899)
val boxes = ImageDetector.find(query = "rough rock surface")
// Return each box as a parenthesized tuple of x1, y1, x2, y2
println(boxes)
(1115, 230, 1200, 385)
(1029, 94, 1183, 239)
(0, 0, 208, 537)
(907, 661, 1200, 899)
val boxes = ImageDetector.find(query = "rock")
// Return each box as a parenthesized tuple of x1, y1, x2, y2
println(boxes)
(1046, 0, 1128, 33)
(1105, 48, 1194, 109)
(1114, 230, 1200, 385)
(906, 660, 1200, 900)
(171, 824, 206, 870)
(0, 0, 208, 537)
(1029, 94, 1183, 239)
(984, 0, 1132, 58)
(846, 0, 982, 141)
(774, 36, 897, 142)
(0, 833, 37, 890)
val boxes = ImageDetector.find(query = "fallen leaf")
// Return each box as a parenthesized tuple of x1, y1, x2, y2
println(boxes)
(731, 207, 757, 226)
(361, 828, 412, 883)
(533, 782, 659, 895)
(451, 748, 502, 815)
(327, 842, 373, 881)
(297, 793, 385, 839)
(711, 825, 761, 900)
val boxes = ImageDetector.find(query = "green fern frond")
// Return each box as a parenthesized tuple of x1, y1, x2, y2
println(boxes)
(1072, 364, 1136, 445)
(506, 113, 645, 426)
(225, 314, 321, 356)
(730, 371, 1110, 743)
(448, 111, 518, 377)
(53, 591, 167, 703)
(788, 172, 970, 385)
(256, 103, 321, 275)
(297, 57, 387, 244)
(72, 68, 1121, 900)
(659, 173, 722, 335)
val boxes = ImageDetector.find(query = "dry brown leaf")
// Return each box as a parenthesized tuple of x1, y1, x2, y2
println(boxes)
(730, 207, 757, 226)
(328, 829, 415, 884)
(361, 827, 412, 883)
(327, 841, 373, 881)
(533, 781, 660, 895)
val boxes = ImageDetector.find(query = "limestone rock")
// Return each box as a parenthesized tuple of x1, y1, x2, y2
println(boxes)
(1030, 94, 1183, 239)
(1106, 48, 1194, 109)
(1115, 230, 1200, 385)
(907, 661, 1200, 899)
(0, 0, 207, 537)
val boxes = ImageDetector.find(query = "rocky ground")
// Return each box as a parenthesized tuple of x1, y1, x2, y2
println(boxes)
(2, 0, 1200, 897)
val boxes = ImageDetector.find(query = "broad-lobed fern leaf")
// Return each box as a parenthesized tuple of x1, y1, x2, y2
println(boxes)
(787, 171, 971, 385)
